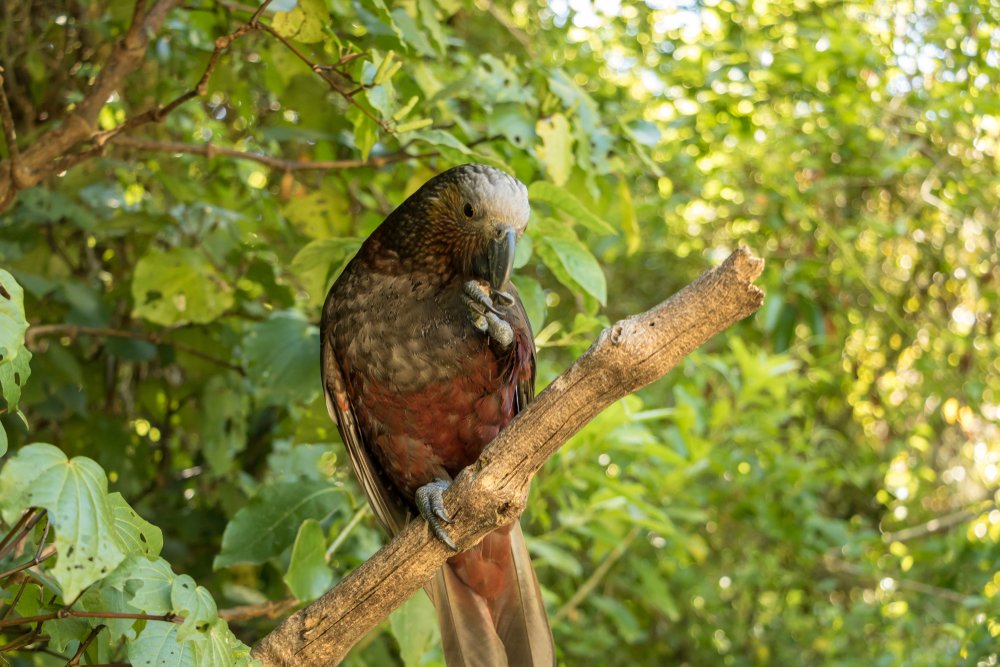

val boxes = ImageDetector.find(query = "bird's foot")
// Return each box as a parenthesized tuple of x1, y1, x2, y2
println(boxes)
(463, 281, 514, 348)
(415, 479, 456, 550)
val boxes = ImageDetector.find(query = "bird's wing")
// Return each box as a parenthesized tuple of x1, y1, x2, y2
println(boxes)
(321, 330, 409, 535)
(505, 282, 537, 413)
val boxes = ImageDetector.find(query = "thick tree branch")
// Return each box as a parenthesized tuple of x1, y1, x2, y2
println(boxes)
(252, 247, 766, 666)
(0, 0, 182, 206)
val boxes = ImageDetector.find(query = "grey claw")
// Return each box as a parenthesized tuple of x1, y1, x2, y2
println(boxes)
(491, 290, 515, 307)
(415, 479, 456, 550)
(463, 282, 514, 348)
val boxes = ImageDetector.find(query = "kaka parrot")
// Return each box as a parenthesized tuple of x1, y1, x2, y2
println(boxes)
(320, 164, 555, 666)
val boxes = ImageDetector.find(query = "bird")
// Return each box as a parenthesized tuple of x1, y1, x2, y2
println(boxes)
(320, 163, 555, 666)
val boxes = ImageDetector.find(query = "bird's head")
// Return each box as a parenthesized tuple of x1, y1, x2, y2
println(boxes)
(380, 164, 530, 291)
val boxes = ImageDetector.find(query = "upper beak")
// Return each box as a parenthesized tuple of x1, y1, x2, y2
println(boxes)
(474, 225, 517, 291)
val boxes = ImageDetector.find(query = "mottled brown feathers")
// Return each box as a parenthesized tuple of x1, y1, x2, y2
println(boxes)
(321, 164, 554, 666)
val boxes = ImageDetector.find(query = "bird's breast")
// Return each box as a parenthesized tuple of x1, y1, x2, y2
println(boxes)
(330, 271, 529, 499)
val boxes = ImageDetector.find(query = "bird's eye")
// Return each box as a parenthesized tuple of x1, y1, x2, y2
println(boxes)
(463, 203, 474, 218)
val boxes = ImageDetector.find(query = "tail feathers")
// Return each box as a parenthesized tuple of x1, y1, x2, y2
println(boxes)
(424, 521, 555, 667)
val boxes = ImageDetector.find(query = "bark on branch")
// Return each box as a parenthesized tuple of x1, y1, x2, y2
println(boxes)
(252, 246, 766, 666)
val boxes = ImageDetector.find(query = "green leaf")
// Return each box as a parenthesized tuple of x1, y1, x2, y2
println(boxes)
(109, 492, 164, 557)
(289, 237, 362, 305)
(171, 574, 218, 642)
(618, 177, 640, 255)
(538, 237, 607, 305)
(272, 0, 326, 43)
(489, 103, 537, 150)
(242, 310, 321, 407)
(131, 248, 234, 326)
(191, 618, 255, 667)
(536, 113, 574, 186)
(282, 190, 351, 240)
(351, 108, 378, 161)
(512, 275, 546, 334)
(528, 182, 616, 235)
(79, 579, 141, 642)
(417, 0, 447, 53)
(389, 592, 440, 667)
(0, 443, 126, 600)
(107, 555, 175, 614)
(0, 424, 6, 457)
(214, 480, 341, 568)
(127, 621, 195, 667)
(284, 519, 334, 601)
(201, 374, 249, 477)
(0, 269, 32, 412)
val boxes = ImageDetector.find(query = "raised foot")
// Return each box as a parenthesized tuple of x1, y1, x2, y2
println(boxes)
(415, 479, 456, 550)
(462, 281, 514, 348)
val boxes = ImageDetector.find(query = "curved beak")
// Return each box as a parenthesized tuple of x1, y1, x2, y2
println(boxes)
(473, 226, 517, 291)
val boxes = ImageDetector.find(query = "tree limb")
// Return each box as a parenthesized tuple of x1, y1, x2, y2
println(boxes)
(0, 0, 182, 207)
(251, 246, 766, 666)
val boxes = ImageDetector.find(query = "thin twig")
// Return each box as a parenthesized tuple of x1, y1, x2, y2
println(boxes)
(0, 509, 38, 556)
(89, 22, 256, 150)
(823, 556, 972, 604)
(0, 629, 39, 652)
(66, 624, 105, 666)
(0, 610, 183, 629)
(0, 510, 46, 562)
(0, 545, 57, 581)
(325, 506, 369, 561)
(254, 22, 391, 132)
(110, 137, 434, 171)
(1, 579, 29, 621)
(552, 526, 640, 623)
(248, 0, 275, 25)
(25, 324, 243, 375)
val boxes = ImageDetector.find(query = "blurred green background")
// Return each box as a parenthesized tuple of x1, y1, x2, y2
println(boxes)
(0, 0, 998, 665)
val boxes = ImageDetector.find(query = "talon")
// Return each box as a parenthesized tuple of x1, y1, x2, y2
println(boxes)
(463, 281, 514, 348)
(463, 280, 504, 316)
(491, 290, 515, 307)
(484, 312, 514, 348)
(416, 479, 457, 550)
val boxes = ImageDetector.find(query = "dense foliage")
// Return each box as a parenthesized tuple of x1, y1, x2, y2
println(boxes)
(1, 0, 998, 665)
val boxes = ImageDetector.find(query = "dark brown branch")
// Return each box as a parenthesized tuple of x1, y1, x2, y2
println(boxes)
(0, 519, 54, 582)
(0, 510, 38, 557)
(66, 624, 104, 666)
(252, 247, 766, 666)
(109, 137, 435, 171)
(0, 510, 46, 562)
(0, 546, 56, 581)
(0, 66, 21, 175)
(0, 0, 182, 208)
(25, 324, 243, 375)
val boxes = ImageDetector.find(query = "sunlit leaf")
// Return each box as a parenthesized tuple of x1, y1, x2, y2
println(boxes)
(0, 443, 126, 601)
(131, 248, 234, 326)
(284, 519, 333, 601)
(536, 113, 573, 186)
(214, 480, 340, 568)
